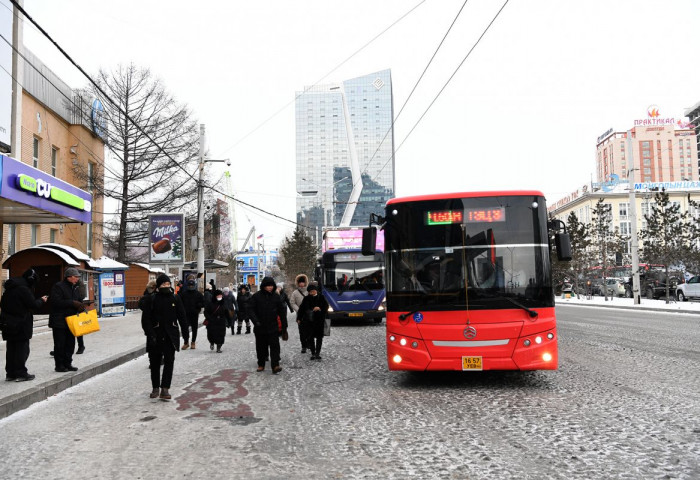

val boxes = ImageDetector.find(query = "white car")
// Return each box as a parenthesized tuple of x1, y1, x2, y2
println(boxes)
(605, 278, 626, 297)
(676, 276, 700, 301)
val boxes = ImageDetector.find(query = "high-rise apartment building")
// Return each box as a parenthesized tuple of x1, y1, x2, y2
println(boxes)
(295, 69, 394, 244)
(684, 101, 700, 177)
(595, 110, 698, 184)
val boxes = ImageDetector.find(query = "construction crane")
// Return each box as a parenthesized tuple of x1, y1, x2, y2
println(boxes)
(223, 171, 238, 255)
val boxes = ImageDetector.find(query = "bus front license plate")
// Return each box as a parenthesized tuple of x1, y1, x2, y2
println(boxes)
(348, 313, 363, 317)
(462, 356, 482, 371)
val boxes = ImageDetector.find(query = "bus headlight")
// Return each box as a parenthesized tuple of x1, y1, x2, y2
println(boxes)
(399, 338, 407, 346)
(535, 336, 542, 344)
(392, 354, 402, 364)
(327, 306, 334, 312)
(378, 305, 384, 311)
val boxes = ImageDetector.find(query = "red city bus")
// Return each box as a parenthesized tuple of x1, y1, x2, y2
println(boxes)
(363, 191, 570, 371)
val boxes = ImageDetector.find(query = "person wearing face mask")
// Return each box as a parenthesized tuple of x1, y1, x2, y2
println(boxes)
(289, 274, 309, 353)
(140, 274, 188, 400)
(204, 290, 228, 353)
(0, 268, 47, 381)
(296, 283, 329, 360)
(248, 276, 288, 374)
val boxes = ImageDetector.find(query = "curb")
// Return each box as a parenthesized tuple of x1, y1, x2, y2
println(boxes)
(0, 344, 146, 421)
(556, 300, 699, 315)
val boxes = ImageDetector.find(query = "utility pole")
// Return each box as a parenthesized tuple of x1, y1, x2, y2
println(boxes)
(10, 0, 23, 160)
(197, 124, 206, 290)
(627, 130, 641, 304)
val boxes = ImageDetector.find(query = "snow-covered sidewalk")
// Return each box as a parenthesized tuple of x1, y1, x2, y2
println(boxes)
(556, 293, 700, 314)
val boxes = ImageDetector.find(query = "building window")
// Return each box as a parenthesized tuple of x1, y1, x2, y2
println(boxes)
(619, 221, 631, 236)
(31, 225, 38, 246)
(33, 137, 39, 168)
(87, 223, 93, 256)
(7, 224, 16, 255)
(87, 163, 94, 192)
(50, 228, 58, 243)
(248, 259, 254, 267)
(51, 147, 58, 176)
(619, 203, 629, 220)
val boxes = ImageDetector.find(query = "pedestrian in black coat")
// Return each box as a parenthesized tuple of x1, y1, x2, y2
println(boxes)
(236, 285, 252, 334)
(296, 283, 329, 360)
(203, 283, 213, 307)
(49, 267, 85, 372)
(179, 279, 205, 350)
(249, 276, 288, 373)
(222, 286, 238, 334)
(204, 290, 227, 352)
(140, 274, 188, 400)
(0, 269, 47, 381)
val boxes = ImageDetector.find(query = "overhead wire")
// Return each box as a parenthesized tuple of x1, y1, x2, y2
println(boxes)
(214, 0, 427, 158)
(371, 0, 511, 184)
(8, 0, 312, 230)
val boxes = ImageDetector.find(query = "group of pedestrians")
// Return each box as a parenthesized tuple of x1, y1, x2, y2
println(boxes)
(0, 267, 326, 403)
(1, 267, 89, 382)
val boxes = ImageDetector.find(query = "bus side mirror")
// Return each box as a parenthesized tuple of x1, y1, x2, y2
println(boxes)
(362, 227, 377, 256)
(555, 233, 572, 261)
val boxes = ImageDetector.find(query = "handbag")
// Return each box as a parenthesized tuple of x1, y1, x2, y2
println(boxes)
(323, 317, 331, 336)
(66, 309, 100, 337)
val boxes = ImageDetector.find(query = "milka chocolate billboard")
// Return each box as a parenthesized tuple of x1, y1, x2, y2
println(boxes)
(148, 213, 185, 264)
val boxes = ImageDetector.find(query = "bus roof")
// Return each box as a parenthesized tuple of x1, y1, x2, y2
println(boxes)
(386, 190, 546, 205)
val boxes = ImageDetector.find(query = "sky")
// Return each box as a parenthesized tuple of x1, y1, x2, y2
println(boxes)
(8, 0, 700, 251)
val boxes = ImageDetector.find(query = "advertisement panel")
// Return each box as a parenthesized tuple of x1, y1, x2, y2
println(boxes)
(148, 213, 185, 264)
(323, 228, 385, 253)
(99, 271, 125, 317)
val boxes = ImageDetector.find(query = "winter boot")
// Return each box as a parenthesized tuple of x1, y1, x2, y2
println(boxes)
(236, 325, 242, 335)
(159, 388, 171, 400)
(150, 388, 160, 399)
(182, 342, 190, 350)
(245, 324, 251, 334)
(191, 342, 196, 350)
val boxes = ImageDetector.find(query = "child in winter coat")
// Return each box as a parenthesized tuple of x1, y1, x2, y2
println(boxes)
(296, 283, 329, 360)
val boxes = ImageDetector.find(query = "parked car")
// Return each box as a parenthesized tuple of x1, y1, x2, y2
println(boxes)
(605, 278, 626, 297)
(676, 275, 700, 301)
(579, 278, 604, 296)
(640, 269, 680, 300)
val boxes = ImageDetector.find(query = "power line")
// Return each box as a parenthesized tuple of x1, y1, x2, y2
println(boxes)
(9, 0, 312, 231)
(370, 0, 511, 190)
(214, 0, 426, 158)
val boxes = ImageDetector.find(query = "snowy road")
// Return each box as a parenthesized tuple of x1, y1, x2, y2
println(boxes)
(1, 307, 698, 479)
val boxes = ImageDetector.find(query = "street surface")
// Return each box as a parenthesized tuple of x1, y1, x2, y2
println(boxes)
(1, 306, 698, 479)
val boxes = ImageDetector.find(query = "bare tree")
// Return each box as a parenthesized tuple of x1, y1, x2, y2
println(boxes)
(83, 64, 200, 262)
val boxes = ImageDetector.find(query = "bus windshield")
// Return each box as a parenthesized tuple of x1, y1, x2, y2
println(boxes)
(321, 252, 385, 293)
(385, 195, 553, 311)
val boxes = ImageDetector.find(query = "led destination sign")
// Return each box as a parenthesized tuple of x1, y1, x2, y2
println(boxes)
(426, 208, 506, 225)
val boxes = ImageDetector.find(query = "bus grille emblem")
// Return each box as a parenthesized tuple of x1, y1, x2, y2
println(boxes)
(464, 326, 477, 339)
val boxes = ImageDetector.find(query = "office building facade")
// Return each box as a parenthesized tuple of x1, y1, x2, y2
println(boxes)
(685, 101, 700, 178)
(295, 69, 395, 244)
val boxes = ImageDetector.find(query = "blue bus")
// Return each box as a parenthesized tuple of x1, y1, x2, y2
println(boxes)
(315, 249, 386, 323)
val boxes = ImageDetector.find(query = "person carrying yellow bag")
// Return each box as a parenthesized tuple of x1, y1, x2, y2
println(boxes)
(49, 268, 84, 373)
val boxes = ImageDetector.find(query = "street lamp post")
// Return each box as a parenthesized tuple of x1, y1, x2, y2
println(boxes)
(300, 176, 349, 227)
(627, 129, 641, 304)
(196, 124, 230, 290)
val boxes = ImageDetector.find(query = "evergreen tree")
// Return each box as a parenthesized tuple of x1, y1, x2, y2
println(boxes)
(589, 199, 620, 300)
(639, 190, 690, 302)
(278, 227, 319, 285)
(566, 211, 592, 298)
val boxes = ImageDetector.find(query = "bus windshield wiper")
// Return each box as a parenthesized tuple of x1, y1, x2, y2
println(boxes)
(355, 279, 373, 295)
(503, 296, 538, 318)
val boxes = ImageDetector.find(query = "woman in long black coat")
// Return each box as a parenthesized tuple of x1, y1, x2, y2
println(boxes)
(205, 290, 228, 352)
(296, 283, 329, 360)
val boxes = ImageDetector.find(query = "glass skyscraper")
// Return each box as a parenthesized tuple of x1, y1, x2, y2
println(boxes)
(295, 69, 395, 245)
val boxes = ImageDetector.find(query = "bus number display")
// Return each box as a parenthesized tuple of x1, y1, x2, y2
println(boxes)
(465, 208, 505, 223)
(426, 210, 463, 225)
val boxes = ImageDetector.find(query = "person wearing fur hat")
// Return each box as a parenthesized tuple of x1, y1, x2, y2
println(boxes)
(140, 274, 188, 400)
(1, 268, 47, 381)
(48, 267, 85, 373)
(204, 290, 228, 352)
(289, 274, 309, 353)
(248, 276, 288, 374)
(203, 282, 213, 307)
(296, 283, 329, 360)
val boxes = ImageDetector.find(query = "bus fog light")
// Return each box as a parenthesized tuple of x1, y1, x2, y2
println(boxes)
(328, 306, 334, 312)
(547, 333, 554, 340)
(535, 336, 542, 344)
(389, 335, 396, 342)
(523, 339, 531, 347)
(411, 341, 418, 348)
(399, 338, 407, 346)
(542, 352, 552, 362)
(393, 354, 402, 364)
